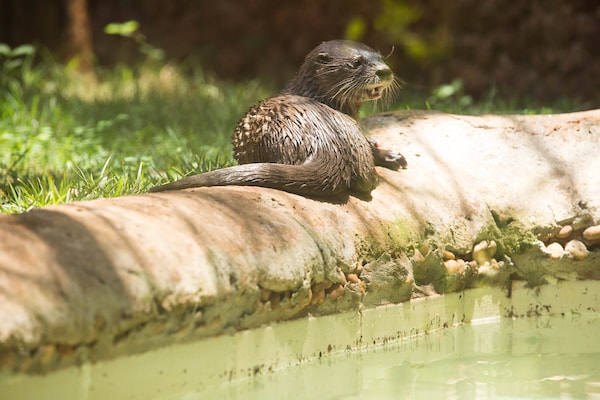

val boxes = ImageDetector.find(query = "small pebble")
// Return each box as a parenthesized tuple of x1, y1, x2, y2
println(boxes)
(443, 250, 455, 260)
(444, 259, 460, 274)
(358, 281, 367, 293)
(545, 242, 564, 260)
(260, 289, 271, 303)
(456, 259, 467, 273)
(328, 283, 345, 300)
(478, 264, 496, 277)
(339, 273, 348, 286)
(556, 225, 573, 239)
(565, 239, 588, 261)
(582, 225, 600, 241)
(355, 263, 363, 275)
(38, 345, 57, 366)
(311, 284, 325, 305)
(489, 258, 501, 270)
(472, 240, 497, 265)
(346, 273, 360, 284)
(269, 292, 281, 309)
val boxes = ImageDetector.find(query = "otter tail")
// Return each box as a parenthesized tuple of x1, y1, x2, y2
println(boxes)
(148, 162, 352, 197)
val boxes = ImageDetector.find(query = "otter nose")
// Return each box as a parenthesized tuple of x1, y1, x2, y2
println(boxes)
(375, 65, 393, 81)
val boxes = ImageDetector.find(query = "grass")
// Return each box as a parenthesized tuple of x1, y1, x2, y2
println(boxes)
(0, 48, 273, 213)
(0, 47, 588, 214)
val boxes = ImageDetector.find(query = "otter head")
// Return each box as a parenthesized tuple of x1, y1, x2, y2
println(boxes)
(284, 40, 396, 117)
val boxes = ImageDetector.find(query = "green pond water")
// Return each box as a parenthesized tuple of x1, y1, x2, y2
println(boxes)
(3, 286, 599, 400)
(189, 315, 600, 400)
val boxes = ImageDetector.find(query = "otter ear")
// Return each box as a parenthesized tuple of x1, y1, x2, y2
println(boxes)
(316, 52, 332, 63)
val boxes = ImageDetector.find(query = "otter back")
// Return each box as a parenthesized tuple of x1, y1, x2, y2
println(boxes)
(232, 95, 377, 194)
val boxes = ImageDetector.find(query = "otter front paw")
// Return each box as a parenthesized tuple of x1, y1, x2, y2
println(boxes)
(368, 138, 407, 170)
(375, 148, 407, 170)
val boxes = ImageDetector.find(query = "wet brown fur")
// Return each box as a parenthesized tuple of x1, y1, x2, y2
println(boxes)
(150, 40, 405, 197)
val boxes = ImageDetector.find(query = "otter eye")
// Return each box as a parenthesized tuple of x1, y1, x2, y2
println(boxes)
(317, 52, 332, 63)
(351, 56, 365, 68)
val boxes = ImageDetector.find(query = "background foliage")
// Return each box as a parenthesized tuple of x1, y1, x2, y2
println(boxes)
(1, 0, 599, 104)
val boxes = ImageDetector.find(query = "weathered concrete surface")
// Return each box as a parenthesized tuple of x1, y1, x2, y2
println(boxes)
(0, 109, 599, 373)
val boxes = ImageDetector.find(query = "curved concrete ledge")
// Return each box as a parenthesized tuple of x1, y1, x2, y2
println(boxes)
(1, 109, 599, 373)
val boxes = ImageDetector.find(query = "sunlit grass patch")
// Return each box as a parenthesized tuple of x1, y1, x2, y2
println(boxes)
(0, 50, 270, 213)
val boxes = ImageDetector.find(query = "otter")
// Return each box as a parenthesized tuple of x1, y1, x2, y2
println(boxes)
(150, 40, 406, 197)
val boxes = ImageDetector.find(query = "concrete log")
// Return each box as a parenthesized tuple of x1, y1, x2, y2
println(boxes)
(1, 110, 599, 373)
